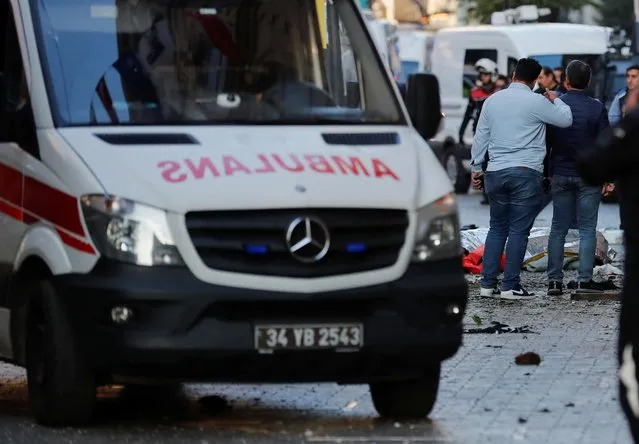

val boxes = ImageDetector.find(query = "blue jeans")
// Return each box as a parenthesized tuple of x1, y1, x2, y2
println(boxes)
(481, 167, 543, 291)
(547, 175, 601, 282)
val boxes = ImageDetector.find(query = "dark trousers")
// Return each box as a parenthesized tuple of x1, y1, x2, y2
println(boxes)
(619, 230, 639, 442)
(618, 182, 628, 230)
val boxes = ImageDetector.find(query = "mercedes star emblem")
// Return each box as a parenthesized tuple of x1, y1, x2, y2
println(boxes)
(285, 216, 330, 263)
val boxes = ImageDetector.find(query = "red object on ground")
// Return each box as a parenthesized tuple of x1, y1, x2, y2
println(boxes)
(462, 245, 506, 274)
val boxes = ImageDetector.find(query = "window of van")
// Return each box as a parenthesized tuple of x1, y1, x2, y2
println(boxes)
(462, 49, 497, 98)
(29, 0, 402, 126)
(529, 53, 605, 98)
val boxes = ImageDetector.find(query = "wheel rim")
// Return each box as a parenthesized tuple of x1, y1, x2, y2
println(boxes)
(445, 155, 458, 184)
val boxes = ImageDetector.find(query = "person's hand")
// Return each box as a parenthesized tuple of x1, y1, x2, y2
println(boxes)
(624, 89, 639, 114)
(542, 177, 551, 193)
(602, 182, 615, 197)
(471, 172, 484, 190)
(544, 90, 558, 103)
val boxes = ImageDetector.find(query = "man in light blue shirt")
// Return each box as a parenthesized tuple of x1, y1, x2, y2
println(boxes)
(471, 58, 573, 300)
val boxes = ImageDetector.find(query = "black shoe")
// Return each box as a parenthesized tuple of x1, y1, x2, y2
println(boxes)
(575, 280, 604, 294)
(547, 281, 563, 296)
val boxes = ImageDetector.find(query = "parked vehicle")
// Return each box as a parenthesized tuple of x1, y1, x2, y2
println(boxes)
(397, 28, 434, 84)
(0, 0, 467, 427)
(430, 23, 611, 193)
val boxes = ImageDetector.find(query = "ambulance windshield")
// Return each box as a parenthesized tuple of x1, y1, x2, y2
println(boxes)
(30, 0, 403, 126)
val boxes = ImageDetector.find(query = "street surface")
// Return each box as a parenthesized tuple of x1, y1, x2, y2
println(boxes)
(0, 193, 630, 443)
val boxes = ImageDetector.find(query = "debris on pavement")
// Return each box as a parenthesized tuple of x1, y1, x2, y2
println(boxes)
(465, 321, 536, 334)
(593, 263, 624, 280)
(515, 352, 542, 366)
(460, 227, 612, 274)
(472, 315, 483, 326)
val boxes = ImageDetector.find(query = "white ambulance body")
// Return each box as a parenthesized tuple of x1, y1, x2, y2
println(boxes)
(429, 23, 611, 193)
(0, 0, 467, 426)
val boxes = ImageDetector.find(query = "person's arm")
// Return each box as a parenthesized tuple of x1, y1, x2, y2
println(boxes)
(532, 95, 573, 128)
(608, 94, 621, 125)
(470, 105, 490, 173)
(597, 105, 610, 134)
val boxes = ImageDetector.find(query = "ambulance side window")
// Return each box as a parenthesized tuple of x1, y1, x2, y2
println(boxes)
(0, 8, 37, 158)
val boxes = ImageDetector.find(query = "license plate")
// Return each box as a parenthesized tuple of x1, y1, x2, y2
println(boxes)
(254, 324, 363, 351)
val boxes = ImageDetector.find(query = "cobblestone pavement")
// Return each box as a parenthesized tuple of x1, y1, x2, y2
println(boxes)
(0, 195, 628, 443)
(0, 271, 629, 444)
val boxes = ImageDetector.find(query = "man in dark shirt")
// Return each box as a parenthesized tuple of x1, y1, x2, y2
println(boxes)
(534, 66, 559, 94)
(545, 60, 609, 296)
(577, 90, 639, 444)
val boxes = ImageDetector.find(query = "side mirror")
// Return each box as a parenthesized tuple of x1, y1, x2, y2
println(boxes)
(406, 73, 442, 140)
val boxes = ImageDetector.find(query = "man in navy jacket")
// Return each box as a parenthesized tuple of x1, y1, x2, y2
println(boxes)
(545, 60, 609, 296)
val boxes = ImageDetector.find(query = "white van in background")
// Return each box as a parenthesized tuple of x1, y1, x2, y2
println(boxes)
(429, 23, 611, 193)
(397, 28, 434, 84)
(0, 0, 466, 427)
(362, 9, 402, 79)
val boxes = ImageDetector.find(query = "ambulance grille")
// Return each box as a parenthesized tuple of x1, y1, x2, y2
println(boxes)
(185, 209, 409, 277)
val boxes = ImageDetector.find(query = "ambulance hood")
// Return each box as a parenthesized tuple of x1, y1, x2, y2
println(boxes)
(57, 126, 452, 213)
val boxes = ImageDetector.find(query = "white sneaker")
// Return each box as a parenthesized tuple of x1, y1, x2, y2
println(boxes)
(500, 286, 535, 300)
(480, 286, 500, 298)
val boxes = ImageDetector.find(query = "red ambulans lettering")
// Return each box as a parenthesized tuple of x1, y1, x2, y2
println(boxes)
(305, 155, 335, 174)
(331, 156, 369, 176)
(157, 154, 400, 182)
(222, 155, 252, 175)
(158, 160, 188, 183)
(255, 154, 276, 173)
(185, 157, 220, 179)
(272, 154, 304, 172)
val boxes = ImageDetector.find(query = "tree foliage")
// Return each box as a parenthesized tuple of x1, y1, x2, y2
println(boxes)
(470, 0, 595, 23)
(597, 0, 634, 36)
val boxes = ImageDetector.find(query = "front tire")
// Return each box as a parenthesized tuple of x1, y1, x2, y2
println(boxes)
(26, 280, 96, 427)
(370, 364, 441, 419)
(443, 148, 470, 194)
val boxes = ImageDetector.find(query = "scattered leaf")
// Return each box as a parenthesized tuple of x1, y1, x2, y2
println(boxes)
(472, 315, 483, 326)
(565, 402, 575, 407)
(540, 408, 550, 413)
(518, 417, 527, 424)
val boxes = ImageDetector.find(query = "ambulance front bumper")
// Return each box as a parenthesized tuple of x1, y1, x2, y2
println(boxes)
(53, 258, 467, 384)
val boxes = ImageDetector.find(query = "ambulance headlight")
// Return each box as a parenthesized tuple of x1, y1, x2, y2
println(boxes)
(412, 193, 461, 262)
(81, 195, 185, 266)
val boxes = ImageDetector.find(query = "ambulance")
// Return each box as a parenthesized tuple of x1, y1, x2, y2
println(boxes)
(0, 0, 467, 426)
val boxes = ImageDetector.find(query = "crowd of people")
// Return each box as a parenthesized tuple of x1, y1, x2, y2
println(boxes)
(466, 56, 639, 442)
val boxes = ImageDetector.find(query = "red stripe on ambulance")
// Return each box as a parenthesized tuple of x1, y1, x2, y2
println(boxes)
(0, 162, 96, 255)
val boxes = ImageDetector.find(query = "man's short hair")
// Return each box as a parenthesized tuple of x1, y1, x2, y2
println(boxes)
(553, 66, 564, 73)
(566, 60, 591, 90)
(541, 66, 554, 76)
(513, 58, 542, 83)
(627, 65, 639, 73)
